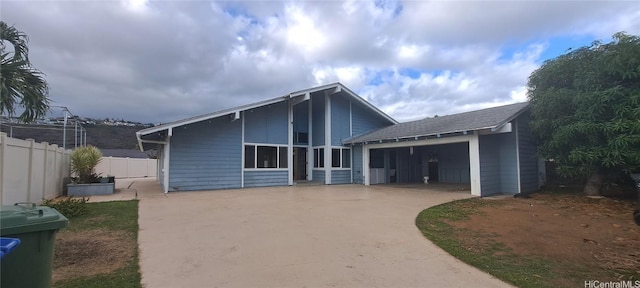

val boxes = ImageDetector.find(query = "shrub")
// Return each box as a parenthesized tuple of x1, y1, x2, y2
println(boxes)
(42, 197, 89, 218)
(70, 145, 102, 184)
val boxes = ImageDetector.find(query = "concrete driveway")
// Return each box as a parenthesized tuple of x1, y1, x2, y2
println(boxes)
(135, 181, 510, 288)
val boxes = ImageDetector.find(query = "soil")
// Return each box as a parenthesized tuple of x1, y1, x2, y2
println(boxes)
(450, 193, 640, 284)
(53, 229, 135, 283)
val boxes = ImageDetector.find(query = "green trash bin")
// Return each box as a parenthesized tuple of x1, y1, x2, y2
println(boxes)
(0, 203, 68, 288)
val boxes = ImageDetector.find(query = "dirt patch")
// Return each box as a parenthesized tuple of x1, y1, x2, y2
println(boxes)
(53, 229, 135, 283)
(451, 193, 640, 279)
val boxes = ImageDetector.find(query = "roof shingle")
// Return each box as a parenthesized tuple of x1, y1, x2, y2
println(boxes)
(345, 102, 530, 144)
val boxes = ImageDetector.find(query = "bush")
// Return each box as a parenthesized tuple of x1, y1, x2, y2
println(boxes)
(42, 197, 89, 218)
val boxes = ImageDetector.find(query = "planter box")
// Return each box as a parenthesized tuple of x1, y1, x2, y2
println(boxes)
(67, 183, 115, 197)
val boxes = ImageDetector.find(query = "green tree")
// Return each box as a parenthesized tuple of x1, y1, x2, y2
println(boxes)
(528, 32, 640, 195)
(0, 21, 49, 122)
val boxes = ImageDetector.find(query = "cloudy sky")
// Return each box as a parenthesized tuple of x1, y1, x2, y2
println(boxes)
(2, 0, 639, 124)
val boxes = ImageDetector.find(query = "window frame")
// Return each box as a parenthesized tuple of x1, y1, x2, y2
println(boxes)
(243, 143, 288, 170)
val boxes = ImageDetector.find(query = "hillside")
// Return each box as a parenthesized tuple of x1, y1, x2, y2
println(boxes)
(1, 124, 146, 149)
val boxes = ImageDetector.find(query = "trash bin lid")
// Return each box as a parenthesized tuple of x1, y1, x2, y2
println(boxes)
(0, 204, 68, 236)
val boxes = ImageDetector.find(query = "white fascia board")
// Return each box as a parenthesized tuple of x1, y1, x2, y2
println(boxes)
(364, 134, 474, 150)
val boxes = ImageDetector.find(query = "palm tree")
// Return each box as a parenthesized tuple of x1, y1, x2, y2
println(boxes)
(0, 21, 49, 123)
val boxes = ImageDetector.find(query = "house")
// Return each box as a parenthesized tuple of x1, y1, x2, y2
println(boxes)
(137, 83, 545, 196)
(136, 83, 396, 193)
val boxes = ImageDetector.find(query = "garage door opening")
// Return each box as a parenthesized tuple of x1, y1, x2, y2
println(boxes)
(368, 142, 470, 185)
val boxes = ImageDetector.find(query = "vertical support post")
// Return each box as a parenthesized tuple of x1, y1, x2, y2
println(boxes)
(26, 139, 35, 202)
(288, 99, 294, 186)
(42, 142, 49, 202)
(63, 110, 68, 150)
(514, 119, 522, 194)
(241, 111, 245, 188)
(324, 91, 332, 185)
(163, 128, 172, 193)
(74, 120, 78, 148)
(308, 94, 313, 181)
(0, 132, 6, 205)
(469, 132, 482, 196)
(363, 145, 370, 186)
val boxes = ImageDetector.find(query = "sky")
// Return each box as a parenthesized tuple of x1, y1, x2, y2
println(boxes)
(2, 0, 639, 124)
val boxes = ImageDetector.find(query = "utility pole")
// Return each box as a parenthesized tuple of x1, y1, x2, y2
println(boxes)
(63, 109, 68, 150)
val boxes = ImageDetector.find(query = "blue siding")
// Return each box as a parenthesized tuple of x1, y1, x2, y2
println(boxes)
(480, 135, 501, 195)
(245, 101, 288, 145)
(331, 95, 351, 145)
(479, 131, 519, 195)
(158, 145, 165, 189)
(244, 170, 289, 188)
(499, 132, 518, 193)
(331, 170, 351, 184)
(312, 169, 325, 184)
(312, 94, 325, 146)
(169, 117, 242, 191)
(352, 101, 392, 136)
(418, 143, 469, 184)
(352, 145, 363, 184)
(517, 113, 539, 193)
(293, 101, 309, 145)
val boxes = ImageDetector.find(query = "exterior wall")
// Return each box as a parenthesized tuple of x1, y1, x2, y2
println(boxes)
(479, 135, 501, 194)
(312, 94, 325, 146)
(352, 145, 364, 184)
(517, 112, 540, 193)
(95, 157, 157, 178)
(331, 95, 351, 146)
(0, 133, 71, 205)
(244, 170, 289, 187)
(352, 101, 392, 136)
(312, 170, 325, 184)
(419, 143, 470, 184)
(169, 117, 242, 191)
(331, 170, 351, 184)
(479, 132, 519, 195)
(245, 101, 288, 145)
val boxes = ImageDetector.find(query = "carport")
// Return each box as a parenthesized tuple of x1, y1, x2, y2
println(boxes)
(345, 102, 545, 197)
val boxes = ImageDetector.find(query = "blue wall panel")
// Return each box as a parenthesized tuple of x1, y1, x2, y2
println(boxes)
(169, 116, 242, 191)
(245, 101, 288, 145)
(312, 94, 325, 146)
(352, 145, 363, 184)
(244, 170, 289, 188)
(331, 170, 351, 184)
(498, 132, 518, 193)
(331, 95, 351, 145)
(351, 101, 392, 136)
(418, 143, 470, 184)
(517, 113, 539, 193)
(479, 135, 501, 195)
(312, 169, 325, 184)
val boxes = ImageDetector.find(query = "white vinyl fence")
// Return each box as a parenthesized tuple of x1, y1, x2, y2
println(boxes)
(0, 133, 71, 205)
(95, 157, 157, 179)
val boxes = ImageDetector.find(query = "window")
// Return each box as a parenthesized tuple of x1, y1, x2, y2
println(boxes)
(295, 132, 308, 144)
(244, 145, 255, 168)
(342, 148, 351, 168)
(332, 149, 341, 167)
(244, 145, 287, 169)
(257, 146, 277, 168)
(279, 147, 288, 168)
(313, 148, 324, 168)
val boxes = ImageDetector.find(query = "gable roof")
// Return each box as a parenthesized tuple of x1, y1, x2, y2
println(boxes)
(136, 83, 397, 149)
(345, 102, 531, 144)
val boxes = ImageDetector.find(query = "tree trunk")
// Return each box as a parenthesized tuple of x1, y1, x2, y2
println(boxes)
(584, 172, 603, 196)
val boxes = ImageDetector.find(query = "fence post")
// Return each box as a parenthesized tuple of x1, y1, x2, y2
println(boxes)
(0, 132, 6, 205)
(26, 139, 35, 203)
(42, 142, 49, 201)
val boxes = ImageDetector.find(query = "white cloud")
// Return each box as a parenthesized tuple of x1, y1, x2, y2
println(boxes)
(0, 1, 638, 124)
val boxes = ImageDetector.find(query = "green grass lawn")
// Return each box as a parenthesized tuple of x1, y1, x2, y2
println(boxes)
(53, 200, 141, 288)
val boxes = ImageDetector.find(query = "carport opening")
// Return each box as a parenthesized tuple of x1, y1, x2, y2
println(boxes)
(369, 143, 470, 187)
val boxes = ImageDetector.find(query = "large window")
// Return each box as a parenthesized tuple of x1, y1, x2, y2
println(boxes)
(332, 148, 351, 168)
(313, 148, 324, 168)
(244, 145, 288, 169)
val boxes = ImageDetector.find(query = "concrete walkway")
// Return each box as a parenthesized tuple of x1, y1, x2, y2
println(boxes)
(127, 179, 511, 288)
